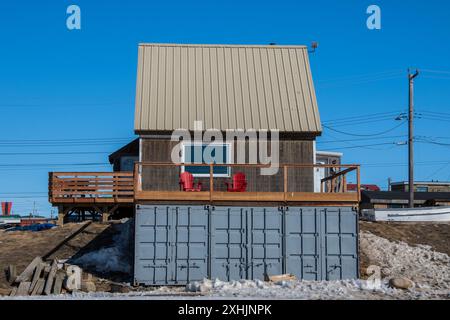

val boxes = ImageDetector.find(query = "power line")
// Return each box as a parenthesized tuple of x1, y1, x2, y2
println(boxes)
(0, 103, 129, 108)
(421, 69, 450, 75)
(317, 134, 407, 144)
(323, 112, 400, 123)
(0, 151, 111, 155)
(0, 166, 110, 172)
(0, 162, 108, 167)
(316, 70, 404, 87)
(0, 142, 131, 147)
(425, 163, 450, 180)
(416, 139, 450, 147)
(323, 113, 403, 127)
(317, 70, 404, 83)
(0, 137, 132, 142)
(319, 142, 397, 151)
(362, 160, 450, 168)
(323, 121, 406, 137)
(422, 75, 450, 80)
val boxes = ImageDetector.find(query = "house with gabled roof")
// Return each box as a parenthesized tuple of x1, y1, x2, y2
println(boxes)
(49, 43, 361, 284)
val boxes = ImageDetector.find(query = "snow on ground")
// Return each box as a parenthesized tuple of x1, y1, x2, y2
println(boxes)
(3, 230, 449, 300)
(69, 219, 132, 274)
(360, 231, 450, 293)
(3, 278, 448, 300)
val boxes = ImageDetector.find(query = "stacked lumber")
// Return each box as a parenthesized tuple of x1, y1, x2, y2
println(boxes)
(265, 274, 297, 282)
(6, 256, 96, 296)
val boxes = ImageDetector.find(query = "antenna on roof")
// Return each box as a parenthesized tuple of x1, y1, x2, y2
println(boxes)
(308, 41, 318, 53)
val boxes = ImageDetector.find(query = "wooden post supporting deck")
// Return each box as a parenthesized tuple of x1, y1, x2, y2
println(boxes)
(57, 213, 65, 226)
(102, 212, 110, 223)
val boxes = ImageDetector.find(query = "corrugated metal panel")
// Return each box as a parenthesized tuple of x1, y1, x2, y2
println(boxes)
(247, 207, 283, 279)
(134, 43, 322, 133)
(210, 207, 247, 281)
(322, 207, 358, 280)
(134, 206, 208, 285)
(285, 208, 321, 280)
(134, 205, 357, 285)
(210, 207, 283, 281)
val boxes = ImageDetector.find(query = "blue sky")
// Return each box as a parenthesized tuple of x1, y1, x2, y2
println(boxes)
(1, 0, 450, 216)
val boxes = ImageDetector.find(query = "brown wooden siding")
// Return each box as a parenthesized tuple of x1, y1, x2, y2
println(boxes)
(141, 139, 314, 192)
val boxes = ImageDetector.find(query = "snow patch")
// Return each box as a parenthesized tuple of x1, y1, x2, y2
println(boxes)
(360, 231, 450, 292)
(70, 219, 132, 273)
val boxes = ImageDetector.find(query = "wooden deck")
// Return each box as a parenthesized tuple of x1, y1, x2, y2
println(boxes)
(49, 172, 134, 204)
(133, 162, 361, 206)
(49, 163, 361, 223)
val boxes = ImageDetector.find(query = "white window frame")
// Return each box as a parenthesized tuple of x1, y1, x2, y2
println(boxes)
(181, 142, 232, 177)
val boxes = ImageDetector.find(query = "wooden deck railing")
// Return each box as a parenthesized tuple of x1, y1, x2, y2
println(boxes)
(48, 163, 360, 206)
(49, 172, 134, 204)
(134, 162, 361, 205)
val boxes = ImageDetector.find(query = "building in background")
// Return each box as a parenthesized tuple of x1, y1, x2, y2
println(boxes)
(360, 190, 450, 210)
(347, 184, 380, 192)
(390, 181, 450, 192)
(314, 151, 342, 192)
(108, 138, 139, 171)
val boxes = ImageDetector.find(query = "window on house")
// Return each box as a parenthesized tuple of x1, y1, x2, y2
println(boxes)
(182, 143, 231, 177)
(416, 186, 428, 192)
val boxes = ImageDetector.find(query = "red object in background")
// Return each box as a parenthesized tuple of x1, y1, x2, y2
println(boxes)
(225, 172, 248, 192)
(179, 172, 202, 191)
(1, 202, 12, 216)
(347, 184, 380, 192)
(20, 217, 48, 227)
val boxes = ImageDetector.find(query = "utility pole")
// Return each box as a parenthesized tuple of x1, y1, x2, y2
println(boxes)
(408, 69, 419, 208)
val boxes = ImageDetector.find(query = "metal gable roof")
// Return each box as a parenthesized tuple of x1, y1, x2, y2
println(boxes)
(134, 43, 322, 133)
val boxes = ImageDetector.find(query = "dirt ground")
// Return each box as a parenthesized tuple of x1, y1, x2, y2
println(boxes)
(0, 221, 128, 296)
(1, 220, 449, 296)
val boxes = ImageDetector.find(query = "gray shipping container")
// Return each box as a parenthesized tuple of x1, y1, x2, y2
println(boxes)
(134, 205, 358, 285)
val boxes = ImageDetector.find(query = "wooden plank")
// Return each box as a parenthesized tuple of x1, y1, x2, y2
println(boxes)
(286, 192, 359, 202)
(31, 279, 46, 296)
(29, 262, 45, 294)
(51, 191, 134, 196)
(52, 270, 66, 295)
(44, 260, 58, 295)
(212, 192, 285, 202)
(321, 167, 356, 183)
(284, 165, 288, 201)
(9, 287, 17, 297)
(16, 281, 31, 296)
(15, 257, 42, 283)
(52, 172, 133, 176)
(135, 191, 211, 201)
(267, 273, 297, 282)
(50, 198, 134, 205)
(43, 222, 92, 261)
(5, 265, 16, 284)
(209, 164, 213, 201)
(135, 190, 358, 204)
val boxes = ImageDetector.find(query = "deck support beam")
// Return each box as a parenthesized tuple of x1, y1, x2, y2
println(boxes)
(57, 213, 65, 226)
(57, 206, 72, 226)
(102, 212, 110, 223)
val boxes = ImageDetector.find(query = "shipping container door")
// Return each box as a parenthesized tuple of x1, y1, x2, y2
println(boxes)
(135, 205, 208, 285)
(210, 207, 246, 281)
(285, 208, 321, 280)
(134, 206, 172, 285)
(172, 206, 208, 284)
(321, 208, 358, 280)
(248, 207, 283, 280)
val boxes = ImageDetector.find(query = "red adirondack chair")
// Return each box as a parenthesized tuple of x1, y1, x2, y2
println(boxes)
(225, 172, 247, 192)
(179, 172, 202, 191)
